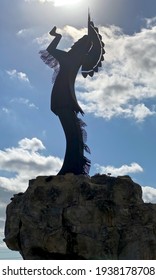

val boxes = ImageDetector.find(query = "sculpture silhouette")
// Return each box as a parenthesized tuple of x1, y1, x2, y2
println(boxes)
(39, 13, 105, 175)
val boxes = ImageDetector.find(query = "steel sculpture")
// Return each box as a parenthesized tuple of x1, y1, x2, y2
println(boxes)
(39, 12, 105, 175)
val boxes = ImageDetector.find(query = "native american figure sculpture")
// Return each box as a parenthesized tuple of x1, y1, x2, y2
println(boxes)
(39, 13, 105, 175)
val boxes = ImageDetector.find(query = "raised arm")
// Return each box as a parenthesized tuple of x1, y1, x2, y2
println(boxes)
(46, 27, 65, 58)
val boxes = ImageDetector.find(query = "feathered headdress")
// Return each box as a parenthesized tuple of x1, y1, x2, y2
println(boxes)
(81, 11, 105, 78)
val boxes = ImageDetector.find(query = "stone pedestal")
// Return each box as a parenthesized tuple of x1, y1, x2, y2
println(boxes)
(4, 174, 156, 259)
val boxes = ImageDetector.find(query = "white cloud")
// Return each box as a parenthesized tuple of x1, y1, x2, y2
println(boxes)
(146, 17, 156, 28)
(6, 69, 30, 83)
(2, 108, 10, 114)
(34, 33, 51, 49)
(131, 104, 155, 122)
(66, 23, 156, 122)
(0, 202, 7, 209)
(18, 137, 45, 152)
(0, 138, 62, 192)
(35, 18, 156, 122)
(52, 0, 80, 6)
(16, 28, 34, 38)
(0, 226, 8, 249)
(142, 186, 156, 203)
(0, 244, 6, 249)
(0, 216, 5, 249)
(10, 98, 38, 110)
(24, 0, 80, 6)
(17, 29, 28, 36)
(0, 227, 5, 248)
(95, 162, 143, 177)
(25, 0, 53, 2)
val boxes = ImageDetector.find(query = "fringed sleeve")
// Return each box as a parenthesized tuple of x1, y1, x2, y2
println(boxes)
(39, 50, 60, 83)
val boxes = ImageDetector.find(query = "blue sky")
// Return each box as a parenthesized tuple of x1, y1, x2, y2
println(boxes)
(0, 0, 156, 259)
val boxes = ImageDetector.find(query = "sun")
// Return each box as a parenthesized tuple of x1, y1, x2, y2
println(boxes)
(53, 0, 81, 7)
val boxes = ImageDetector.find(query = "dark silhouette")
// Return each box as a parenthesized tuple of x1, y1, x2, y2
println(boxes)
(39, 13, 105, 175)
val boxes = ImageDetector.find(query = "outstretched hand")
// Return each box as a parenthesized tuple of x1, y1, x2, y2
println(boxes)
(49, 26, 57, 36)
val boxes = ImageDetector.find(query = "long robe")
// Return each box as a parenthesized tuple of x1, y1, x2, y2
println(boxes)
(46, 35, 91, 175)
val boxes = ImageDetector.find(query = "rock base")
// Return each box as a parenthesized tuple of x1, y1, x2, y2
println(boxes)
(4, 174, 156, 259)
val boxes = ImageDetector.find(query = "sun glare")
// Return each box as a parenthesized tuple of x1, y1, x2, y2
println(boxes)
(53, 0, 80, 7)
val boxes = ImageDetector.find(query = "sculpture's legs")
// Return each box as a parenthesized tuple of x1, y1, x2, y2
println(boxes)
(57, 109, 90, 175)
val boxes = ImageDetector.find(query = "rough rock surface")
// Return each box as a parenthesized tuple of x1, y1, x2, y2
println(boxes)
(4, 174, 156, 259)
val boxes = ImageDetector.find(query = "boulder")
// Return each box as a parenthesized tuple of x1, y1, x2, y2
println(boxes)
(4, 174, 156, 259)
